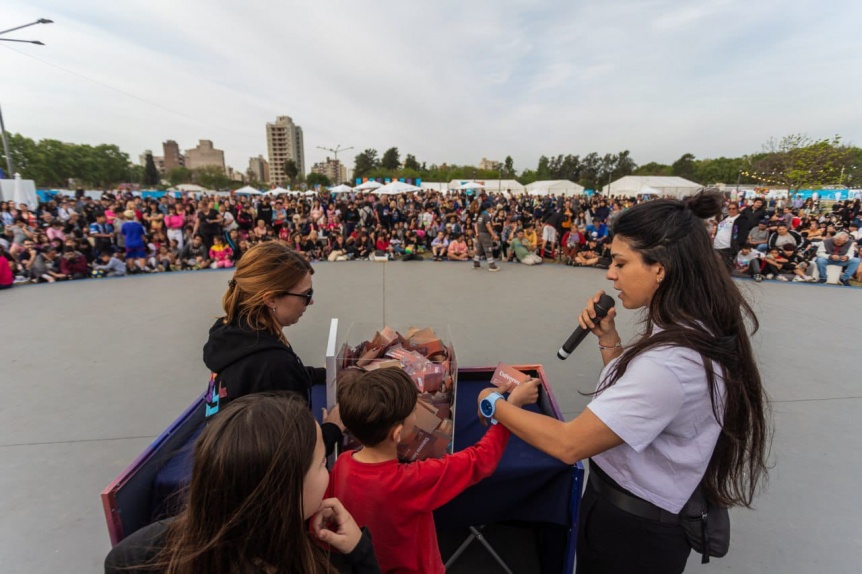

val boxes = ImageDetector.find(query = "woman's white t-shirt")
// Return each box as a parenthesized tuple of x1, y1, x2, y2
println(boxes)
(588, 344, 725, 513)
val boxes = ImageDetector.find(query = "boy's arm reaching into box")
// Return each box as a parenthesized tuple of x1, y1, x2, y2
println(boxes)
(400, 423, 510, 511)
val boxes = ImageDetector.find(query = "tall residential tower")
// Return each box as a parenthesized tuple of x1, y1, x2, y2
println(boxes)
(266, 116, 305, 187)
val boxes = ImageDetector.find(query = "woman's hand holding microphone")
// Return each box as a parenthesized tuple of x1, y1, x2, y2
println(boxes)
(579, 291, 622, 357)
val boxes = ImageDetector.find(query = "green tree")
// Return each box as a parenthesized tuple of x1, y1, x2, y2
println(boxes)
(403, 153, 421, 171)
(577, 153, 601, 189)
(616, 150, 637, 176)
(503, 156, 515, 178)
(128, 165, 145, 184)
(634, 162, 673, 176)
(354, 149, 379, 178)
(693, 157, 747, 186)
(306, 172, 332, 188)
(381, 147, 401, 170)
(536, 155, 551, 180)
(283, 159, 299, 185)
(194, 166, 232, 190)
(6, 133, 132, 187)
(144, 153, 160, 186)
(671, 153, 697, 181)
(167, 166, 193, 186)
(752, 134, 850, 191)
(519, 168, 538, 185)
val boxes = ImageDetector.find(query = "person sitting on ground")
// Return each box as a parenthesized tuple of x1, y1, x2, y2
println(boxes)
(779, 243, 815, 282)
(510, 229, 542, 265)
(401, 231, 423, 261)
(328, 234, 349, 262)
(25, 246, 66, 283)
(761, 247, 793, 281)
(734, 244, 764, 282)
(0, 246, 13, 290)
(59, 245, 90, 280)
(815, 231, 859, 286)
(104, 392, 380, 574)
(180, 235, 210, 270)
(209, 235, 235, 269)
(328, 368, 537, 574)
(747, 219, 771, 252)
(540, 212, 560, 259)
(92, 250, 127, 278)
(574, 236, 601, 267)
(522, 224, 538, 254)
(766, 222, 804, 253)
(561, 226, 584, 265)
(430, 231, 449, 261)
(446, 233, 469, 261)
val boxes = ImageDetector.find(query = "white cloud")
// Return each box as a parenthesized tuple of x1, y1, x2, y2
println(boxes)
(2, 0, 861, 178)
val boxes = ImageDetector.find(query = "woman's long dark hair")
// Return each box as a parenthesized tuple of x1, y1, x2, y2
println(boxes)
(602, 190, 770, 508)
(157, 392, 333, 574)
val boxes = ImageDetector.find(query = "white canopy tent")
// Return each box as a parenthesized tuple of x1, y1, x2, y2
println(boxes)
(234, 185, 263, 195)
(0, 174, 38, 209)
(455, 181, 485, 191)
(328, 184, 353, 193)
(420, 182, 449, 193)
(525, 180, 585, 197)
(448, 179, 525, 195)
(174, 183, 210, 193)
(602, 176, 701, 198)
(265, 187, 292, 196)
(373, 181, 422, 195)
(353, 180, 383, 191)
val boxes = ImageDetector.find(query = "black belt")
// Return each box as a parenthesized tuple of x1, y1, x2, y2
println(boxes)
(588, 462, 680, 525)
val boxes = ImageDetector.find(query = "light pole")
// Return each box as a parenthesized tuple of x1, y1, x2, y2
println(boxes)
(0, 18, 54, 178)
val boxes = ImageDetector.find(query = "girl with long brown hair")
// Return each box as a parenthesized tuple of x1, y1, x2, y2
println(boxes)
(202, 241, 344, 453)
(104, 392, 380, 574)
(478, 190, 770, 573)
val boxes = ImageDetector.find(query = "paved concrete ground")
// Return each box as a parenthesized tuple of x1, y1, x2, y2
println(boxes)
(1, 261, 860, 573)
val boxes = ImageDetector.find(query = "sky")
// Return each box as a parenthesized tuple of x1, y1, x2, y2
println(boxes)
(2, 0, 861, 176)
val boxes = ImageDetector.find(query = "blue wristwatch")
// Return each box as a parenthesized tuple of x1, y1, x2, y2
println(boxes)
(480, 391, 505, 425)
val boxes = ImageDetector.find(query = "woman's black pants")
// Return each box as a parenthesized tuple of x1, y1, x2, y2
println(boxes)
(576, 474, 692, 573)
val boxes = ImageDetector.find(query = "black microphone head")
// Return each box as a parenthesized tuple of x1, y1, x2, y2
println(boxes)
(594, 294, 616, 318)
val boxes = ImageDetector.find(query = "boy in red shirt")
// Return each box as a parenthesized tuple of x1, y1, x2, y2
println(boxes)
(327, 368, 537, 573)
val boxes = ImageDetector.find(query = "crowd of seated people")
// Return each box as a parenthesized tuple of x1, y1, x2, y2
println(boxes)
(2, 187, 858, 288)
(714, 196, 861, 285)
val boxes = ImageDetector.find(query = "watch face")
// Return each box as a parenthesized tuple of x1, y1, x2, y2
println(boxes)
(481, 399, 493, 416)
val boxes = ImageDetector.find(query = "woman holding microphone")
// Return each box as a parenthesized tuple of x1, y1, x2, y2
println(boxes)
(479, 190, 770, 573)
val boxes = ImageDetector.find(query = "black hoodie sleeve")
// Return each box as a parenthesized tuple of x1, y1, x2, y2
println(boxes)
(329, 528, 381, 574)
(321, 423, 343, 457)
(306, 366, 327, 386)
(245, 349, 313, 398)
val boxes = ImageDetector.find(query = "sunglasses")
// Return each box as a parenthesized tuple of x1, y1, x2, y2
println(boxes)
(282, 288, 313, 306)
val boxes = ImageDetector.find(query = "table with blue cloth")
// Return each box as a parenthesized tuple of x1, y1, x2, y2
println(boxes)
(137, 367, 582, 573)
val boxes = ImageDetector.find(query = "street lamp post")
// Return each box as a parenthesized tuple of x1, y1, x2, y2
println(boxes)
(0, 18, 54, 178)
(0, 104, 13, 177)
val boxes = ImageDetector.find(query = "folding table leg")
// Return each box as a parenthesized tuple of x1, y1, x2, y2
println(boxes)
(443, 526, 514, 574)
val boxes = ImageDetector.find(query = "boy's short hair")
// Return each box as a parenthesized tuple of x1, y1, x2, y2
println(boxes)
(338, 368, 418, 447)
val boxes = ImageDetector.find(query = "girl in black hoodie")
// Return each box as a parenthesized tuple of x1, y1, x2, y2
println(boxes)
(203, 241, 344, 453)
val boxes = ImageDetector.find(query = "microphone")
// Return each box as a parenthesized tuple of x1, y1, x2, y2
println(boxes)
(557, 294, 616, 360)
